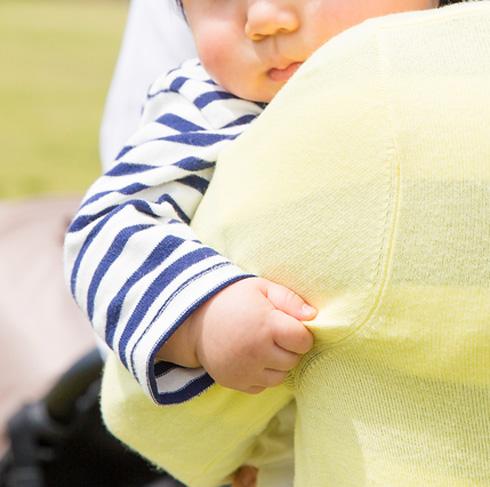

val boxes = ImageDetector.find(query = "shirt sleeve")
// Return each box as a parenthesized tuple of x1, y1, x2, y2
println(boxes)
(64, 60, 264, 405)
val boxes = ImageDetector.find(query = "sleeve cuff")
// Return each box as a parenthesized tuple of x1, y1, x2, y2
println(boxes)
(136, 260, 254, 405)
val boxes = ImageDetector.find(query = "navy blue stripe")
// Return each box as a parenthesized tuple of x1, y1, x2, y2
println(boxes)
(156, 194, 191, 224)
(154, 360, 175, 377)
(147, 88, 172, 100)
(80, 191, 114, 209)
(70, 210, 116, 296)
(87, 224, 152, 320)
(106, 163, 156, 177)
(118, 182, 149, 195)
(68, 206, 118, 234)
(71, 180, 153, 229)
(194, 90, 238, 109)
(223, 113, 259, 128)
(164, 64, 182, 78)
(105, 235, 186, 351)
(174, 156, 214, 172)
(115, 145, 134, 160)
(169, 76, 189, 92)
(79, 182, 150, 211)
(118, 247, 220, 368)
(157, 131, 236, 147)
(178, 175, 209, 194)
(70, 200, 158, 295)
(155, 113, 204, 133)
(113, 132, 236, 162)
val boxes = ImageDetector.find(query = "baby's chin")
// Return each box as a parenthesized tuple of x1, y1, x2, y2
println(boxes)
(221, 79, 279, 104)
(233, 87, 278, 104)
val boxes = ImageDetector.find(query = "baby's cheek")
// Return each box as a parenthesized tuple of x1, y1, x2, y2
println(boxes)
(197, 40, 234, 86)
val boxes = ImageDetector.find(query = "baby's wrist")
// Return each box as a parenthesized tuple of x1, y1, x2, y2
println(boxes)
(155, 316, 201, 368)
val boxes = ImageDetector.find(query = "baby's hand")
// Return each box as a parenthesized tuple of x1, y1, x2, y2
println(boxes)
(187, 277, 316, 393)
(232, 466, 258, 487)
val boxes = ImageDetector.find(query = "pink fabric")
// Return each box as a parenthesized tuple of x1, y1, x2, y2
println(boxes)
(0, 196, 95, 456)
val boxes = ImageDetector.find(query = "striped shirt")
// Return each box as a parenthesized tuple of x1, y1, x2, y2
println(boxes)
(64, 59, 265, 404)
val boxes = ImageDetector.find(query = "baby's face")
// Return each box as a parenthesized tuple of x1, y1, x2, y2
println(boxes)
(183, 0, 439, 103)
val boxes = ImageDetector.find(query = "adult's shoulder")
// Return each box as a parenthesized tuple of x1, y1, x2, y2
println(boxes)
(297, 1, 490, 86)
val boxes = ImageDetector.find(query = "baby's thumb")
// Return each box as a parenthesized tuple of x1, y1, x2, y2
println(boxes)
(265, 282, 317, 321)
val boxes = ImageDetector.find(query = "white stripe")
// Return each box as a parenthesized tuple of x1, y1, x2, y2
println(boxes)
(155, 367, 206, 394)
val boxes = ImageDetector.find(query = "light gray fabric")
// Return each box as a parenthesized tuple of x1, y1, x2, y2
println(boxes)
(0, 196, 95, 456)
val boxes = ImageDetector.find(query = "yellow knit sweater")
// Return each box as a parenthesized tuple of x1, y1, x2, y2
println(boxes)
(101, 3, 490, 486)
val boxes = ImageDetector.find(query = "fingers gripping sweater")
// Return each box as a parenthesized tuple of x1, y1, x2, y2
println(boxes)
(102, 2, 490, 486)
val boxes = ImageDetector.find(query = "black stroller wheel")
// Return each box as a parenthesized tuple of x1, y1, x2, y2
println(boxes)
(0, 349, 185, 487)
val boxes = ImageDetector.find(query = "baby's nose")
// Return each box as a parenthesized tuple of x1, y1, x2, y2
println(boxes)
(245, 0, 300, 41)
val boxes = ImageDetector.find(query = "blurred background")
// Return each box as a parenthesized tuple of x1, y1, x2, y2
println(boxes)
(0, 0, 129, 200)
(0, 3, 197, 483)
(0, 0, 130, 476)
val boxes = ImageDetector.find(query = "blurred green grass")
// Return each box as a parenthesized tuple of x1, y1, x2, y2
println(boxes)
(0, 0, 129, 199)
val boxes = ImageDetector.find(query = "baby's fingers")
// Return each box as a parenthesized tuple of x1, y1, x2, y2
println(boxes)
(242, 369, 289, 393)
(265, 281, 317, 321)
(268, 346, 303, 371)
(260, 368, 289, 388)
(271, 311, 314, 354)
(233, 466, 258, 487)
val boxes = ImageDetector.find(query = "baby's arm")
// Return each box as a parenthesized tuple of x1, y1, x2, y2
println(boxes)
(64, 61, 265, 405)
(158, 277, 316, 393)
